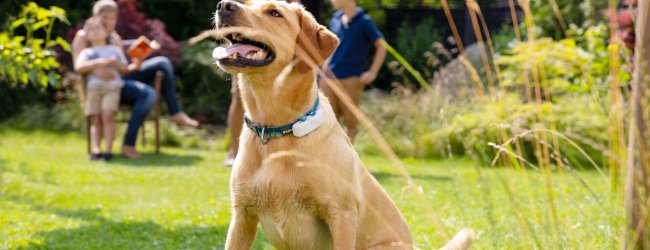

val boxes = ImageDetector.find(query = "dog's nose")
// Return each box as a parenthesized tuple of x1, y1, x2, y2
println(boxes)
(217, 0, 239, 15)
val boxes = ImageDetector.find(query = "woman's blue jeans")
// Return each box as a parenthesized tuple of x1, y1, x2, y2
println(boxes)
(119, 80, 156, 147)
(120, 56, 183, 147)
(125, 56, 181, 114)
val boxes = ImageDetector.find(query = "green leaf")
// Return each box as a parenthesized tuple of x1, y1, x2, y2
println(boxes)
(48, 71, 60, 88)
(12, 36, 25, 44)
(31, 39, 44, 47)
(49, 6, 69, 24)
(39, 72, 48, 87)
(8, 65, 16, 81)
(20, 71, 29, 84)
(28, 68, 38, 83)
(35, 7, 53, 21)
(56, 37, 70, 51)
(46, 57, 58, 67)
(10, 19, 26, 29)
(31, 19, 49, 31)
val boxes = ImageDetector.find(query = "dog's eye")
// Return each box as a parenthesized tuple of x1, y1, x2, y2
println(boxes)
(269, 9, 282, 18)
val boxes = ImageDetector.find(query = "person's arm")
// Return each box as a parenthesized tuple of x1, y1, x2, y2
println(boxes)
(111, 58, 129, 74)
(71, 30, 88, 70)
(111, 33, 142, 74)
(74, 48, 111, 74)
(74, 57, 112, 74)
(359, 39, 387, 85)
(359, 17, 386, 85)
(111, 47, 137, 75)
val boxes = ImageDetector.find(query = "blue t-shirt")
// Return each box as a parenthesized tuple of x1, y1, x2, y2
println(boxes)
(327, 7, 383, 79)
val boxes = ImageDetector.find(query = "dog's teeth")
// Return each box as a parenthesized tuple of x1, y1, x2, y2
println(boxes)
(253, 50, 266, 60)
(233, 33, 243, 42)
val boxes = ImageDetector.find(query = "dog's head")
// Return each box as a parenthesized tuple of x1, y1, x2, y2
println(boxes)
(213, 0, 339, 74)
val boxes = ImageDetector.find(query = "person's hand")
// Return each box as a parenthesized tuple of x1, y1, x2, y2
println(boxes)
(359, 71, 377, 85)
(109, 56, 124, 68)
(128, 57, 142, 72)
(96, 57, 112, 66)
(93, 67, 115, 81)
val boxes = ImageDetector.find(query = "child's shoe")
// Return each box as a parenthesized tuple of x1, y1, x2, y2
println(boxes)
(90, 153, 102, 161)
(103, 153, 113, 162)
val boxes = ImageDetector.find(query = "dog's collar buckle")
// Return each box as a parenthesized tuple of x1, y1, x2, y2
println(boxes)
(260, 127, 269, 145)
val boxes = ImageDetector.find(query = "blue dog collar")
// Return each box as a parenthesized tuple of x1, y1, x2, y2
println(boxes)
(244, 96, 320, 145)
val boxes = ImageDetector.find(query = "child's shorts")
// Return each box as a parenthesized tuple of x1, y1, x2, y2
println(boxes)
(85, 85, 121, 116)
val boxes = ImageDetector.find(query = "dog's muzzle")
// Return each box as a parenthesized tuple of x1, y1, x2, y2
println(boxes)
(216, 0, 240, 27)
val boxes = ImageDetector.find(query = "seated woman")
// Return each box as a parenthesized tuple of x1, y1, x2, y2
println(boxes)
(72, 0, 198, 159)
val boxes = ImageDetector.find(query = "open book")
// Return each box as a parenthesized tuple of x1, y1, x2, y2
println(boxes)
(126, 36, 161, 61)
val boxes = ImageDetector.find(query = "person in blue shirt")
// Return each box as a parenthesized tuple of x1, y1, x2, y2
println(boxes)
(323, 0, 387, 141)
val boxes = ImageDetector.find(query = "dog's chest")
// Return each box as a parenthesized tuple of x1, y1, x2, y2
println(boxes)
(235, 169, 319, 214)
(234, 168, 333, 249)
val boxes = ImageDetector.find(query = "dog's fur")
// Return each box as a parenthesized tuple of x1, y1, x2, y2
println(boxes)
(214, 1, 472, 249)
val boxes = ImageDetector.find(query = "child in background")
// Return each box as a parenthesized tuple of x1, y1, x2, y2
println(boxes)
(323, 0, 387, 141)
(75, 17, 134, 161)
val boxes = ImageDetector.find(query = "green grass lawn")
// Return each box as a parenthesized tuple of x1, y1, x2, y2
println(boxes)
(0, 127, 623, 249)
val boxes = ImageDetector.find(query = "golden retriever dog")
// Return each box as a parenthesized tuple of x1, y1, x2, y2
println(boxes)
(210, 0, 473, 249)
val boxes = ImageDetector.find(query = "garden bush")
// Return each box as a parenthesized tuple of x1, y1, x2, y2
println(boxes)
(3, 99, 84, 131)
(384, 19, 450, 89)
(357, 90, 607, 168)
(358, 19, 622, 168)
(529, 0, 608, 39)
(498, 24, 626, 96)
(0, 2, 70, 121)
(0, 84, 51, 121)
(176, 41, 232, 124)
(0, 2, 69, 87)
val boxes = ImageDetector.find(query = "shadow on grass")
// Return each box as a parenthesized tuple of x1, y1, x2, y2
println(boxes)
(371, 171, 452, 182)
(15, 207, 231, 250)
(3, 195, 268, 249)
(109, 153, 203, 167)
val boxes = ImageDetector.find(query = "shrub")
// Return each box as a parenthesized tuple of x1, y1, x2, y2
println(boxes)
(498, 38, 596, 94)
(175, 41, 232, 124)
(0, 2, 69, 87)
(3, 100, 84, 131)
(0, 84, 51, 121)
(385, 19, 450, 88)
(498, 23, 629, 97)
(357, 91, 607, 167)
(529, 0, 608, 39)
(0, 2, 70, 121)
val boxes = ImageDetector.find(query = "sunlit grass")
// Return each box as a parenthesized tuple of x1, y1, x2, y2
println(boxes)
(0, 127, 622, 249)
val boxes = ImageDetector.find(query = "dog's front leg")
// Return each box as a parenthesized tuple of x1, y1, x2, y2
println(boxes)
(225, 211, 258, 250)
(327, 209, 359, 250)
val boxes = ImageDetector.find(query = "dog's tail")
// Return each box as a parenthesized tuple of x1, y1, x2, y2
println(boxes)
(439, 228, 473, 250)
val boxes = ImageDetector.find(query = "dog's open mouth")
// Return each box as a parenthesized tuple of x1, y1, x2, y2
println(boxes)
(213, 33, 275, 67)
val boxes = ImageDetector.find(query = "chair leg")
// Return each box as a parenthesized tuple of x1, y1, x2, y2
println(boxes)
(86, 116, 91, 154)
(154, 71, 163, 154)
(155, 118, 160, 154)
(141, 125, 146, 148)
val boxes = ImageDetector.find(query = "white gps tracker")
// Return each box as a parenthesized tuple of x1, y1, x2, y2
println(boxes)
(292, 108, 324, 137)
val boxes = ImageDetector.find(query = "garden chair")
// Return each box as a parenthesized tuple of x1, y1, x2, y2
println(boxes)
(73, 39, 162, 154)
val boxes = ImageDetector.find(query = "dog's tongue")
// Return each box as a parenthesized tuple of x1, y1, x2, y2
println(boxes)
(213, 43, 263, 60)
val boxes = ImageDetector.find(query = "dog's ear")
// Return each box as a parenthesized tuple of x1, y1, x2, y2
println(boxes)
(295, 8, 339, 72)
